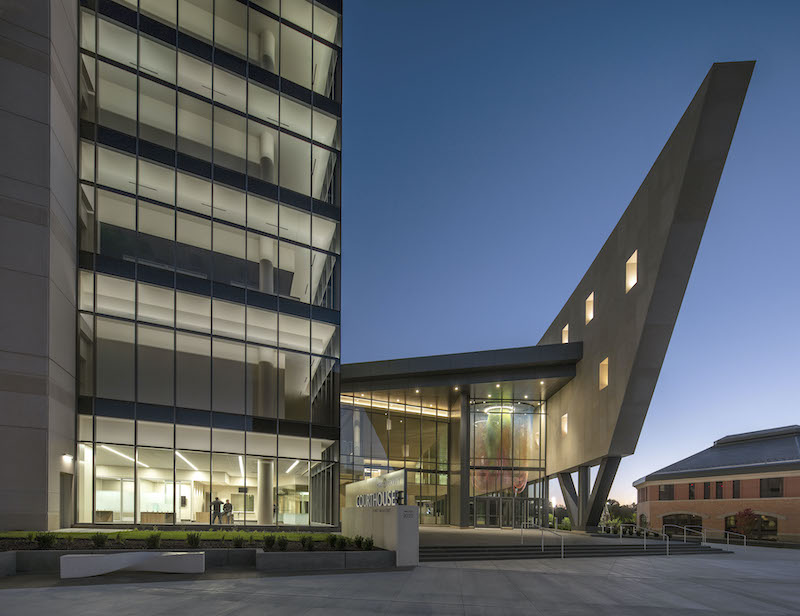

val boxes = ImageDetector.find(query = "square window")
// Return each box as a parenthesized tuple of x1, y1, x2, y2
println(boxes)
(599, 357, 609, 390)
(561, 324, 569, 344)
(626, 250, 638, 292)
(585, 292, 594, 324)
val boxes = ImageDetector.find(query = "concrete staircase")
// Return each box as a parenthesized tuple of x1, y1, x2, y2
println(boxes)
(419, 542, 729, 562)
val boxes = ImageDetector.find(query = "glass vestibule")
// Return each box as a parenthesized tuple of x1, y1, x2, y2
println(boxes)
(470, 397, 547, 527)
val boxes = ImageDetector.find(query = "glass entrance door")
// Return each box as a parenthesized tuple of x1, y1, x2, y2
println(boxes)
(474, 498, 500, 527)
(501, 498, 514, 527)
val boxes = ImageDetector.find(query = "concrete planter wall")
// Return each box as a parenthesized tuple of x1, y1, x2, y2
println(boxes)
(3, 548, 395, 575)
(12, 548, 257, 573)
(256, 550, 396, 572)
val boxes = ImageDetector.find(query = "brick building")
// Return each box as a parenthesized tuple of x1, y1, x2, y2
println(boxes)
(634, 426, 800, 542)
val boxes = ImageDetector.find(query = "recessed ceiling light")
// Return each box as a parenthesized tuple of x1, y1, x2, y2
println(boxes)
(488, 394, 492, 398)
(415, 389, 419, 393)
(540, 381, 544, 385)
(524, 395, 528, 399)
(396, 399, 400, 402)
(454, 386, 459, 391)
(496, 384, 500, 388)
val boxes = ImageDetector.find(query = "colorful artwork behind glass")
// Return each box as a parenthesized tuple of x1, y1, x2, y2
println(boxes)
(472, 404, 538, 496)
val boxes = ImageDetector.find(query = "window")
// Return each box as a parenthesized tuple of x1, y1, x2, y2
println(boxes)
(733, 480, 740, 498)
(561, 413, 568, 435)
(626, 250, 638, 292)
(688, 483, 695, 500)
(561, 324, 569, 344)
(703, 482, 710, 499)
(760, 477, 783, 498)
(715, 481, 723, 499)
(599, 358, 609, 390)
(658, 484, 674, 501)
(585, 292, 594, 324)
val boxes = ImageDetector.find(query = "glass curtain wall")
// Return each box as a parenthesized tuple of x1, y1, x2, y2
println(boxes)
(340, 391, 451, 525)
(77, 0, 341, 527)
(469, 393, 546, 528)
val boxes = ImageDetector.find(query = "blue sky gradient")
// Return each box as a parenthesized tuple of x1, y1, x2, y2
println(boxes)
(341, 1, 800, 503)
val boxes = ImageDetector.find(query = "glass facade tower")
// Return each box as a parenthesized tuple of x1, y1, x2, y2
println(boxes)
(76, 0, 342, 527)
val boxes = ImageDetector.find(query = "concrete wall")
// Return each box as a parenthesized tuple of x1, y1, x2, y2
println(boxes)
(540, 62, 754, 476)
(0, 0, 78, 530)
(341, 506, 419, 566)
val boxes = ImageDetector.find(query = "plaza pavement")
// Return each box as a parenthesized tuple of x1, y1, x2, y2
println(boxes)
(1, 542, 798, 614)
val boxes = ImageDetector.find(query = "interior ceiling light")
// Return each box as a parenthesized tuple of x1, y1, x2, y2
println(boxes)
(454, 386, 459, 391)
(238, 455, 245, 477)
(524, 395, 529, 399)
(496, 384, 500, 388)
(540, 381, 544, 385)
(175, 450, 198, 471)
(286, 459, 300, 474)
(101, 444, 148, 468)
(415, 389, 419, 393)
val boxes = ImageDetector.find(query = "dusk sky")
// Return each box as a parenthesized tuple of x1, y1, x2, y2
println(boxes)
(340, 0, 800, 503)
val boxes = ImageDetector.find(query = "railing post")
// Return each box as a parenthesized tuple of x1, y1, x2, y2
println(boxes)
(561, 537, 564, 559)
(744, 536, 747, 551)
(727, 533, 729, 546)
(541, 526, 544, 553)
(666, 535, 670, 557)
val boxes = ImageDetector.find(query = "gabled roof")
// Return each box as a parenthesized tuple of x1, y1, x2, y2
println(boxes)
(634, 426, 800, 485)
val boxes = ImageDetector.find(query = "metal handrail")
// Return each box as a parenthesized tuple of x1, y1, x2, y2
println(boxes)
(661, 523, 704, 544)
(618, 523, 660, 550)
(520, 521, 565, 559)
(693, 526, 747, 549)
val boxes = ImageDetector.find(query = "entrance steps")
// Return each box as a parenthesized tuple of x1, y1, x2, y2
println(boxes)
(419, 542, 729, 562)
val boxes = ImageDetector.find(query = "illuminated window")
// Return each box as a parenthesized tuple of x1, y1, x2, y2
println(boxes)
(561, 324, 569, 344)
(561, 413, 568, 435)
(626, 250, 638, 292)
(599, 357, 609, 390)
(585, 292, 594, 324)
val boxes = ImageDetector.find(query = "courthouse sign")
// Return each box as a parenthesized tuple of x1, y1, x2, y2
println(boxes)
(344, 468, 407, 508)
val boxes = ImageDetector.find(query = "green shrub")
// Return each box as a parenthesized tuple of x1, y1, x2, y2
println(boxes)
(326, 534, 337, 549)
(263, 534, 275, 550)
(64, 535, 74, 547)
(557, 517, 572, 531)
(232, 534, 245, 548)
(363, 537, 374, 551)
(335, 535, 348, 551)
(146, 532, 162, 549)
(116, 532, 126, 545)
(186, 532, 201, 548)
(353, 535, 364, 549)
(35, 533, 57, 550)
(276, 535, 288, 551)
(91, 532, 108, 548)
(248, 532, 257, 544)
(300, 535, 314, 551)
(27, 532, 36, 543)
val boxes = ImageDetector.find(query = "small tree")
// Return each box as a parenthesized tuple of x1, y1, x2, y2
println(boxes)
(735, 508, 758, 537)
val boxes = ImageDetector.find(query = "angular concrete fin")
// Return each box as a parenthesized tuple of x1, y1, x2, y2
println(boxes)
(541, 62, 754, 477)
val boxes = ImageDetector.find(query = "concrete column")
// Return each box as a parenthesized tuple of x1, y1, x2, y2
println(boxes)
(259, 130, 275, 183)
(577, 465, 590, 529)
(257, 459, 274, 525)
(258, 236, 275, 294)
(260, 30, 276, 72)
(458, 391, 471, 527)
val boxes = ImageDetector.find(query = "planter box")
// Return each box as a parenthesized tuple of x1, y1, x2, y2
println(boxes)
(344, 550, 396, 569)
(61, 552, 204, 579)
(256, 550, 396, 572)
(0, 552, 15, 577)
(13, 548, 256, 574)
